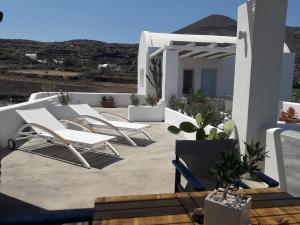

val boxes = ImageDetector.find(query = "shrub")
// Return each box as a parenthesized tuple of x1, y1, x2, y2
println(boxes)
(145, 94, 158, 106)
(57, 90, 72, 105)
(130, 93, 140, 106)
(169, 95, 186, 111)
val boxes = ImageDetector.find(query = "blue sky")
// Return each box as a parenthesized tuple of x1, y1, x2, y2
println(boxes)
(0, 0, 299, 43)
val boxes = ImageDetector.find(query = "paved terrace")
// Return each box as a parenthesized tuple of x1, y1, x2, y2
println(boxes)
(0, 107, 182, 217)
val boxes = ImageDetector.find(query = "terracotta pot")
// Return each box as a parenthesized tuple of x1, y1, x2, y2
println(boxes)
(101, 100, 114, 108)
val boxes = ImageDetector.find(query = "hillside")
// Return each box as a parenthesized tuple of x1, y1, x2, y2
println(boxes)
(0, 39, 138, 82)
(0, 14, 299, 101)
(174, 14, 300, 84)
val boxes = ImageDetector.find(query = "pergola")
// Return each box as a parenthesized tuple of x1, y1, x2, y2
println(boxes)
(150, 41, 236, 60)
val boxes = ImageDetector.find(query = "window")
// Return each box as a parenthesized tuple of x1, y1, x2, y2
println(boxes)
(183, 69, 193, 94)
(201, 68, 217, 97)
(140, 69, 144, 87)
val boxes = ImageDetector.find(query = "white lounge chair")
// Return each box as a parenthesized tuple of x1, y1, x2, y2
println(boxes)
(8, 108, 120, 169)
(64, 104, 153, 146)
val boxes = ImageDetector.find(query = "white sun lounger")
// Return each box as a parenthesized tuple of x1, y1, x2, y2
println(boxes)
(9, 108, 119, 169)
(65, 104, 153, 147)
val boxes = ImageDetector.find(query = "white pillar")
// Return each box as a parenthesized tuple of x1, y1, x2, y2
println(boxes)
(232, 0, 288, 153)
(162, 49, 179, 104)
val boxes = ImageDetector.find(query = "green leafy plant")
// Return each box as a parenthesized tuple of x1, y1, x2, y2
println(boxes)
(169, 95, 185, 111)
(145, 94, 158, 106)
(210, 140, 270, 199)
(242, 140, 269, 178)
(292, 89, 300, 103)
(210, 145, 246, 199)
(146, 57, 162, 98)
(130, 93, 140, 106)
(168, 112, 235, 140)
(57, 90, 72, 105)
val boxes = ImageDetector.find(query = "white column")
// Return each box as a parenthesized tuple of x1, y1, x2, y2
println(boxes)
(232, 0, 288, 153)
(162, 49, 179, 104)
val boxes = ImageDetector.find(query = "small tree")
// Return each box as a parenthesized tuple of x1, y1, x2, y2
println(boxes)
(146, 57, 162, 98)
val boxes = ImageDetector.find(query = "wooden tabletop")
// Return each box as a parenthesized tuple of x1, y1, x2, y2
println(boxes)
(93, 188, 300, 225)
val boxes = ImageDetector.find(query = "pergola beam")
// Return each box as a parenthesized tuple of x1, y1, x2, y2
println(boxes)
(150, 47, 164, 59)
(207, 52, 235, 60)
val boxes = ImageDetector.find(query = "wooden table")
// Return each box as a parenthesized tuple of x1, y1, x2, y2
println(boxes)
(93, 188, 300, 225)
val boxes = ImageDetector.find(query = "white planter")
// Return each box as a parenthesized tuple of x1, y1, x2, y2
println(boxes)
(128, 105, 165, 122)
(204, 190, 252, 225)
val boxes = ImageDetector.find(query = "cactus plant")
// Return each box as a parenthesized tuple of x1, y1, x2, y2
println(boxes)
(146, 57, 162, 98)
(168, 112, 235, 141)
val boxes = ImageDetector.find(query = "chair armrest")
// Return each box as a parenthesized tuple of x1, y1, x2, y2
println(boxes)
(172, 160, 205, 191)
(253, 171, 279, 187)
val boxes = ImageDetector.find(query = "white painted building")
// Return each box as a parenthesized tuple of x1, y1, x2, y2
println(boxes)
(137, 31, 295, 103)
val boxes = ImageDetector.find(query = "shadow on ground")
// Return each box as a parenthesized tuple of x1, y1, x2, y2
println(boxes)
(0, 193, 93, 224)
(112, 136, 156, 147)
(18, 143, 122, 170)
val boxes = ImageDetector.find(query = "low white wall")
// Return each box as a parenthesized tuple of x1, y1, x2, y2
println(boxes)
(0, 95, 58, 148)
(29, 92, 146, 107)
(164, 108, 220, 140)
(128, 105, 165, 122)
(265, 125, 300, 197)
(279, 101, 300, 116)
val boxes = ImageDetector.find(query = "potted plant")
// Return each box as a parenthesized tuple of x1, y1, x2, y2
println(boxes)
(279, 107, 300, 123)
(101, 96, 114, 108)
(128, 94, 164, 122)
(205, 146, 252, 225)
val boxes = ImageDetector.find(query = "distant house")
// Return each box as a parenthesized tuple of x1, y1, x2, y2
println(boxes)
(97, 63, 121, 72)
(137, 31, 295, 103)
(25, 53, 37, 60)
(37, 59, 48, 64)
(53, 59, 64, 64)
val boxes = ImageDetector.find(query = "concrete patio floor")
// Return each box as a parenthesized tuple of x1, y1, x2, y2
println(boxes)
(0, 107, 183, 216)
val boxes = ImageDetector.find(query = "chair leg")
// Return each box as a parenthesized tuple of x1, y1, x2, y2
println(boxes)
(66, 144, 91, 169)
(118, 130, 138, 147)
(105, 142, 120, 157)
(141, 130, 153, 141)
(175, 169, 181, 193)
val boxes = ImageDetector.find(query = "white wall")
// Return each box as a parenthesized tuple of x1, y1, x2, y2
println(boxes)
(265, 126, 300, 197)
(178, 57, 221, 97)
(279, 101, 300, 115)
(29, 92, 146, 107)
(217, 57, 235, 97)
(279, 53, 296, 101)
(0, 95, 58, 148)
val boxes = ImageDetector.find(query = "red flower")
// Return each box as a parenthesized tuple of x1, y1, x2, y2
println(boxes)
(287, 107, 296, 118)
(279, 111, 287, 121)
